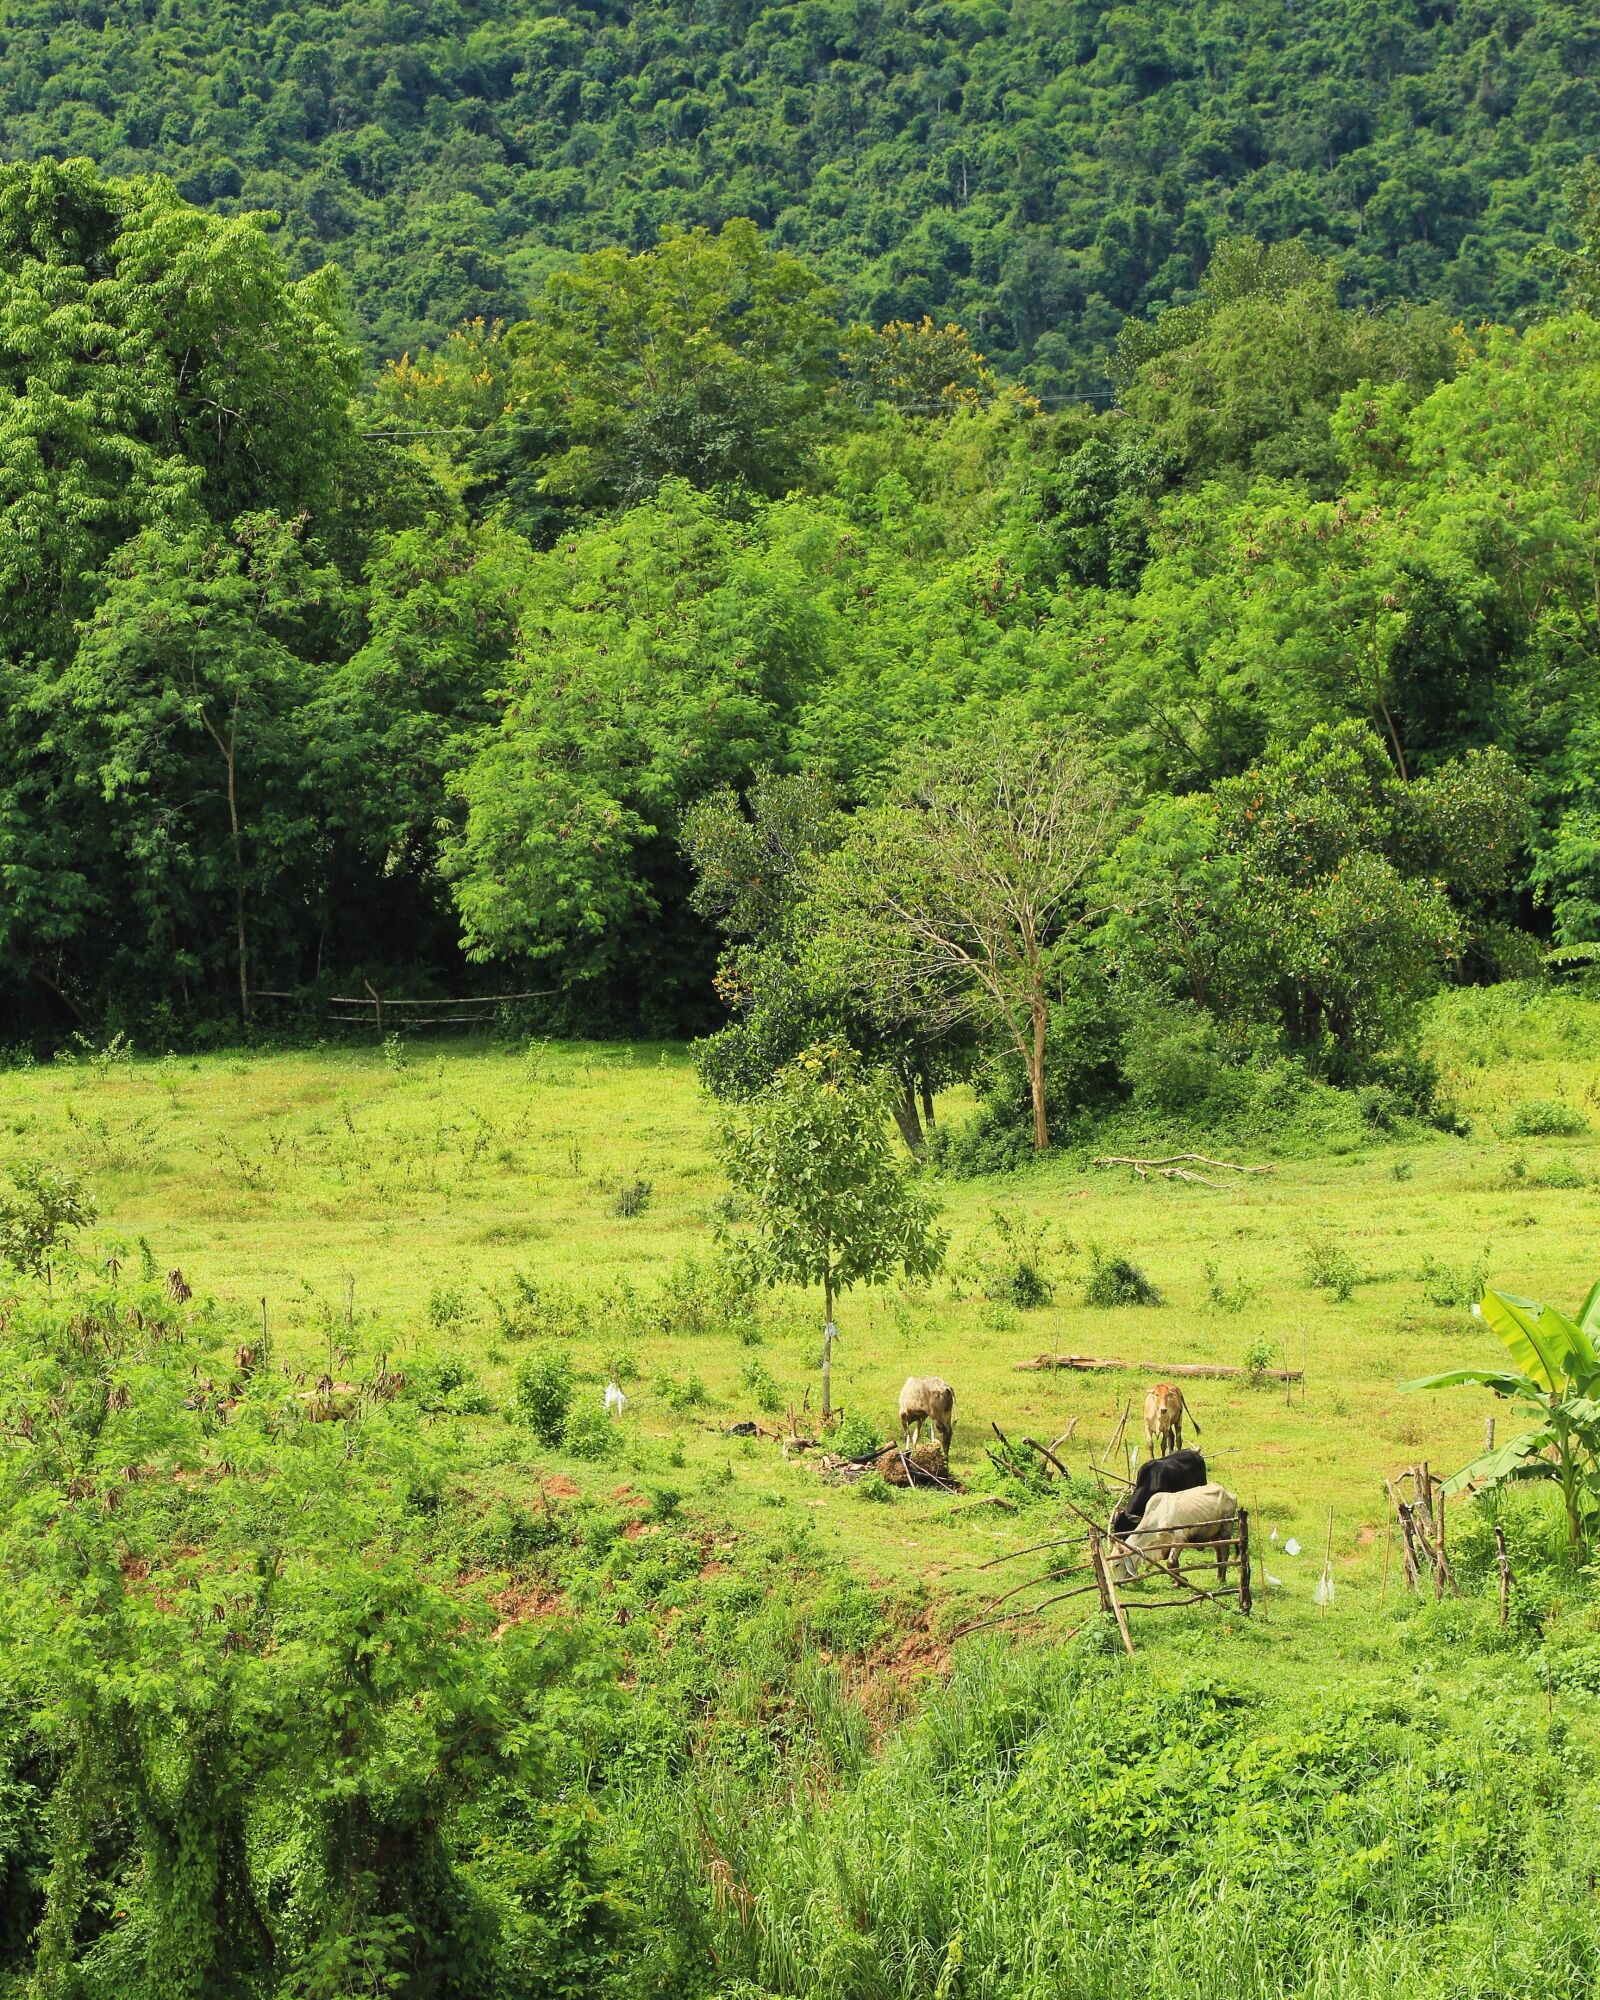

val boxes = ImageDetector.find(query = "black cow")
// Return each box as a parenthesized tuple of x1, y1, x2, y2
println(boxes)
(1110, 1447, 1207, 1537)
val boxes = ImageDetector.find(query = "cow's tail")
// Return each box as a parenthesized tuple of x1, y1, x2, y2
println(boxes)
(1179, 1389, 1201, 1435)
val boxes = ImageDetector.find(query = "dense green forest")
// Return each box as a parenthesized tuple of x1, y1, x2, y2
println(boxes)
(5, 149, 1599, 1154)
(1, 0, 1598, 384)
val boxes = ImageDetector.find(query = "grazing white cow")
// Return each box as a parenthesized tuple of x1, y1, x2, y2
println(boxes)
(1114, 1482, 1239, 1585)
(898, 1375, 955, 1455)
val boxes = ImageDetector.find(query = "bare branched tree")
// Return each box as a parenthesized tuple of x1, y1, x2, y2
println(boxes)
(819, 718, 1122, 1149)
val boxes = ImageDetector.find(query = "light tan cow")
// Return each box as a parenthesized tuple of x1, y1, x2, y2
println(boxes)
(898, 1375, 955, 1455)
(1114, 1482, 1239, 1585)
(1143, 1381, 1198, 1458)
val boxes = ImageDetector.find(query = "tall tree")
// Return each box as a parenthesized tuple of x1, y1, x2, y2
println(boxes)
(818, 717, 1123, 1150)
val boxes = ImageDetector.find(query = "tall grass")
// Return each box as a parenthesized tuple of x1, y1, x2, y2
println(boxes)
(618, 1635, 1600, 1999)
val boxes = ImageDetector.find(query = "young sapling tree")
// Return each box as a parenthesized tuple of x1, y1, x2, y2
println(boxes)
(718, 1043, 945, 1421)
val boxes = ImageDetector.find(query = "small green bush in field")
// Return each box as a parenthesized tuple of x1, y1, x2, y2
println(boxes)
(832, 1411, 882, 1459)
(563, 1400, 616, 1460)
(1302, 1235, 1359, 1301)
(1084, 1248, 1162, 1308)
(511, 1346, 575, 1444)
(1504, 1097, 1587, 1138)
(1242, 1333, 1278, 1382)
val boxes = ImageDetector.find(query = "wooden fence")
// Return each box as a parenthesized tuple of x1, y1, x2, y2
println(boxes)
(955, 1503, 1253, 1654)
(256, 984, 553, 1031)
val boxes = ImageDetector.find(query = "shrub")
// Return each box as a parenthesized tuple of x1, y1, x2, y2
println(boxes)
(511, 1347, 575, 1444)
(0, 1160, 97, 1275)
(1203, 1260, 1256, 1313)
(1505, 1097, 1588, 1138)
(1419, 1250, 1488, 1309)
(1083, 1248, 1162, 1307)
(1302, 1235, 1359, 1301)
(563, 1400, 616, 1460)
(654, 1368, 710, 1411)
(855, 1470, 894, 1503)
(407, 1351, 493, 1415)
(962, 1206, 1065, 1308)
(832, 1411, 882, 1459)
(492, 1269, 582, 1344)
(611, 1177, 652, 1218)
(740, 1358, 782, 1414)
(426, 1282, 471, 1329)
(1242, 1333, 1278, 1383)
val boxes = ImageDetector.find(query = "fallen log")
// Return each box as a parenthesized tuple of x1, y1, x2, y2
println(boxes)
(1015, 1355, 1303, 1383)
(1094, 1152, 1272, 1185)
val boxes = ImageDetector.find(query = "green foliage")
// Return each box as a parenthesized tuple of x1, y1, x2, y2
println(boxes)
(718, 1043, 947, 1331)
(1505, 1098, 1589, 1139)
(1083, 1249, 1163, 1309)
(2, 3, 1593, 391)
(1303, 1236, 1361, 1302)
(512, 1347, 576, 1446)
(1405, 1280, 1600, 1545)
(0, 1160, 97, 1275)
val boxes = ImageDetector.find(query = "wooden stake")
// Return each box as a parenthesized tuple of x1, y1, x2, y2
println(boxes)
(1379, 1511, 1393, 1610)
(1494, 1522, 1513, 1628)
(1101, 1399, 1131, 1466)
(1319, 1504, 1334, 1617)
(1238, 1508, 1253, 1616)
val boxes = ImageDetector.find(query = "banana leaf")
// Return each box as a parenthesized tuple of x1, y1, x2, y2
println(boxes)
(1478, 1287, 1599, 1393)
(1580, 1278, 1600, 1344)
(1399, 1366, 1539, 1400)
(1439, 1428, 1556, 1497)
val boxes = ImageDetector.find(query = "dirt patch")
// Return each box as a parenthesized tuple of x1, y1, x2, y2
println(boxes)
(1356, 1524, 1378, 1548)
(542, 1474, 581, 1499)
(488, 1579, 563, 1640)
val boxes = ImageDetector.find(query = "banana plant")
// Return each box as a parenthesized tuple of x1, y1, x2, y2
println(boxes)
(1401, 1281, 1600, 1547)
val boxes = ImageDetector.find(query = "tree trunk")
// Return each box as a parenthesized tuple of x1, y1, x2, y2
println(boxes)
(225, 735, 250, 1026)
(919, 1073, 936, 1128)
(890, 1076, 925, 1154)
(822, 1266, 835, 1423)
(1028, 999, 1049, 1150)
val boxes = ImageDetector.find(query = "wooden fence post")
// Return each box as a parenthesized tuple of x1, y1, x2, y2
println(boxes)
(1237, 1507, 1253, 1615)
(1493, 1522, 1513, 1628)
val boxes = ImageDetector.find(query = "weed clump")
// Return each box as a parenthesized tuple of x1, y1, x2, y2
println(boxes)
(1083, 1248, 1162, 1308)
(1504, 1097, 1587, 1138)
(611, 1177, 652, 1219)
(1302, 1235, 1359, 1302)
(511, 1347, 575, 1444)
(1420, 1249, 1488, 1308)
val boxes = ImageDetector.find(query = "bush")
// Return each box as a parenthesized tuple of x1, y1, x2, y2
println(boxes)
(406, 1350, 493, 1415)
(0, 1160, 97, 1275)
(960, 1205, 1065, 1307)
(1504, 1097, 1588, 1138)
(1242, 1333, 1278, 1382)
(611, 1177, 652, 1218)
(1419, 1250, 1488, 1309)
(563, 1400, 616, 1460)
(1083, 1248, 1162, 1307)
(654, 1368, 710, 1411)
(832, 1410, 883, 1458)
(493, 1269, 582, 1344)
(511, 1347, 575, 1444)
(1302, 1235, 1359, 1301)
(740, 1358, 782, 1414)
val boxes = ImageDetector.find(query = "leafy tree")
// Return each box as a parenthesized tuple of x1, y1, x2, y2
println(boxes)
(1103, 724, 1531, 1078)
(66, 513, 344, 1023)
(0, 1161, 96, 1277)
(444, 484, 827, 1022)
(817, 716, 1123, 1150)
(718, 1044, 945, 1420)
(524, 221, 839, 508)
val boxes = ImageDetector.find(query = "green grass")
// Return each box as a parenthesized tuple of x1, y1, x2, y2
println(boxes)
(8, 994, 1600, 1994)
(8, 990, 1600, 1640)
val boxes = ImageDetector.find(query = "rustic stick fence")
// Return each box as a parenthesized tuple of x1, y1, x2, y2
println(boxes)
(1384, 1461, 1459, 1601)
(326, 986, 556, 1032)
(954, 1505, 1254, 1654)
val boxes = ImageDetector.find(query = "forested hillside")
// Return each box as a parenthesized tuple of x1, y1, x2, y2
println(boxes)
(2, 0, 1597, 384)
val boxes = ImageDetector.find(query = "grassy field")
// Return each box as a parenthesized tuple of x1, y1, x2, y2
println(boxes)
(9, 985, 1600, 1638)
